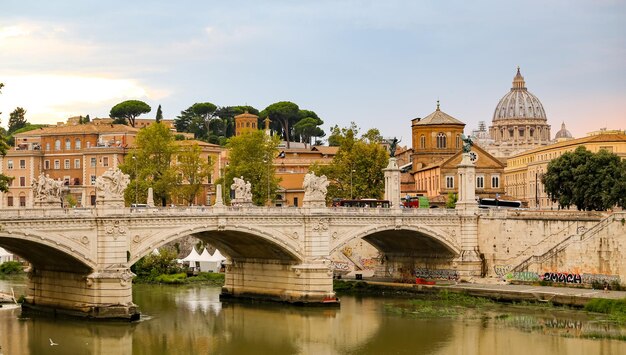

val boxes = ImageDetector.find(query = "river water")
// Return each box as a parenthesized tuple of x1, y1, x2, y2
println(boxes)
(1, 277, 625, 355)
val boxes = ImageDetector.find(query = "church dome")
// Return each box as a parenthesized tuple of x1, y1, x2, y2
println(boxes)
(493, 67, 547, 121)
(554, 122, 573, 139)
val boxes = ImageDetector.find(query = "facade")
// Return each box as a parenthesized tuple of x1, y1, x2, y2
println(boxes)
(504, 130, 626, 209)
(234, 111, 260, 136)
(1, 117, 223, 207)
(478, 68, 552, 158)
(410, 103, 505, 203)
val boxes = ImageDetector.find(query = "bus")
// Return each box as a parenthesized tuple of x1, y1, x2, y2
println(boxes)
(478, 198, 523, 209)
(401, 195, 430, 209)
(334, 199, 390, 208)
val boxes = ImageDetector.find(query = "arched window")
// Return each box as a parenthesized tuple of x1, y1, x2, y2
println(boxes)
(55, 139, 61, 150)
(420, 135, 426, 149)
(65, 138, 71, 150)
(456, 134, 461, 148)
(75, 139, 82, 150)
(436, 133, 447, 149)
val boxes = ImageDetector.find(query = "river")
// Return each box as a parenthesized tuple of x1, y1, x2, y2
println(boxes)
(1, 277, 625, 354)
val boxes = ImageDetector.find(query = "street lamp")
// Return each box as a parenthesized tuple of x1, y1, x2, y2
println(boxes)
(350, 169, 356, 199)
(264, 156, 271, 206)
(132, 156, 137, 206)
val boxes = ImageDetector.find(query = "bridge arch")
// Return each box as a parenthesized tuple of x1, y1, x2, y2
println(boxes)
(331, 224, 460, 257)
(130, 224, 304, 265)
(0, 231, 96, 272)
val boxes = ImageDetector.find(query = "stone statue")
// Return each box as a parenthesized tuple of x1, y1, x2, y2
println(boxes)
(303, 172, 329, 201)
(461, 134, 473, 153)
(231, 176, 247, 200)
(32, 173, 65, 202)
(96, 168, 130, 199)
(388, 137, 401, 157)
(244, 181, 252, 201)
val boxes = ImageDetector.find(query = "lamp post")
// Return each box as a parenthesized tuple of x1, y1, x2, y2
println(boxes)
(132, 156, 137, 206)
(350, 169, 355, 199)
(264, 156, 271, 206)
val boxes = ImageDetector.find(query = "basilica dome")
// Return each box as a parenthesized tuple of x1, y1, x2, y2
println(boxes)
(493, 67, 547, 121)
(554, 122, 573, 140)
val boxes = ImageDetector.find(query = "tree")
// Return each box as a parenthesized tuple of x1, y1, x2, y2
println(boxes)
(8, 107, 28, 134)
(109, 100, 151, 127)
(311, 123, 388, 202)
(119, 122, 178, 206)
(175, 143, 213, 205)
(327, 123, 359, 147)
(542, 146, 626, 211)
(224, 130, 281, 206)
(192, 102, 218, 141)
(260, 101, 300, 148)
(293, 117, 325, 148)
(175, 106, 205, 139)
(155, 105, 163, 123)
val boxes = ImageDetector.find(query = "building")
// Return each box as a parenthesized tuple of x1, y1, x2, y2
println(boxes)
(409, 103, 505, 204)
(477, 67, 552, 158)
(504, 130, 626, 209)
(234, 111, 261, 136)
(1, 117, 223, 207)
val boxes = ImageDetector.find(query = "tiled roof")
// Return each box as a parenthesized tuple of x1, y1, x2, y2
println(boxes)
(14, 123, 139, 137)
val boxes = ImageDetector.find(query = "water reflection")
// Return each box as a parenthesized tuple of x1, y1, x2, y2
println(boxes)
(1, 279, 625, 355)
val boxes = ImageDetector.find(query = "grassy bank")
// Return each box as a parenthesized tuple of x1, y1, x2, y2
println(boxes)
(133, 272, 225, 285)
(0, 261, 24, 275)
(584, 298, 626, 324)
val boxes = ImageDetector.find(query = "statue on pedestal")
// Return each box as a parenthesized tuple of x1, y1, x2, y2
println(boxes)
(96, 168, 130, 200)
(303, 173, 329, 207)
(461, 134, 473, 153)
(32, 173, 65, 203)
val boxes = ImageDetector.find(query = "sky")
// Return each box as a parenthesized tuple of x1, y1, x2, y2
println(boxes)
(1, 0, 624, 142)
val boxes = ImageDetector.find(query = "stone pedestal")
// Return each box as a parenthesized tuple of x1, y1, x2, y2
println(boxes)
(454, 153, 482, 278)
(214, 184, 224, 207)
(455, 153, 478, 211)
(147, 187, 154, 207)
(383, 157, 401, 209)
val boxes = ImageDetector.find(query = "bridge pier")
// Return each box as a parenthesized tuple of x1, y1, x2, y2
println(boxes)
(23, 267, 139, 320)
(221, 259, 336, 304)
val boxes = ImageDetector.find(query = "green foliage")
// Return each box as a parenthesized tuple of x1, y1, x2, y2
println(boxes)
(120, 122, 178, 206)
(312, 122, 388, 202)
(445, 192, 458, 208)
(542, 146, 626, 211)
(260, 101, 300, 148)
(0, 261, 23, 274)
(132, 248, 183, 282)
(155, 104, 163, 123)
(224, 131, 281, 206)
(155, 273, 187, 284)
(8, 107, 28, 134)
(293, 117, 324, 148)
(109, 100, 151, 127)
(175, 143, 214, 205)
(584, 298, 626, 323)
(64, 194, 77, 208)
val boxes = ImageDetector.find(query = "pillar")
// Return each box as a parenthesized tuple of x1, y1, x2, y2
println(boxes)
(454, 153, 482, 278)
(383, 157, 401, 209)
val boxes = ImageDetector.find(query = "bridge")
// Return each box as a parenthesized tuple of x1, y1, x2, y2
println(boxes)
(1, 157, 623, 320)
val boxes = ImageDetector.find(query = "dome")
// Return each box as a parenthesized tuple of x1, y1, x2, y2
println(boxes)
(554, 122, 573, 139)
(493, 67, 547, 121)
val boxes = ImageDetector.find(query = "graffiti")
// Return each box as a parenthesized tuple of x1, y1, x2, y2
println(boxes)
(541, 272, 582, 284)
(414, 268, 459, 280)
(576, 226, 587, 234)
(331, 261, 350, 272)
(361, 258, 379, 269)
(581, 273, 621, 285)
(506, 271, 540, 282)
(494, 265, 512, 277)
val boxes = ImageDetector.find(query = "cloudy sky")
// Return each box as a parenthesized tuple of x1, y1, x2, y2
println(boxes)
(1, 0, 624, 141)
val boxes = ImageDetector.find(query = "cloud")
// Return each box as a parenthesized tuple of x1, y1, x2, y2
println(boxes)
(0, 75, 165, 125)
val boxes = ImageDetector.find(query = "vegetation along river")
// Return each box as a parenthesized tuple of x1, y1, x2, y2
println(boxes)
(1, 277, 625, 354)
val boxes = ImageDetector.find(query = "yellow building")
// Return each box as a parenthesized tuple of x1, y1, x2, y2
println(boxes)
(504, 130, 626, 209)
(234, 111, 260, 136)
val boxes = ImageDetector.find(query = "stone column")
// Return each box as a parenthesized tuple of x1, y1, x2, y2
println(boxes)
(454, 153, 482, 278)
(383, 157, 401, 209)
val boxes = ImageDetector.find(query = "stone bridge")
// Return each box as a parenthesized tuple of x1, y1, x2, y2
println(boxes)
(0, 205, 481, 319)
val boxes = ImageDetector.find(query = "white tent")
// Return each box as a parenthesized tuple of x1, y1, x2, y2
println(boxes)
(204, 249, 227, 273)
(0, 247, 15, 263)
(181, 247, 202, 271)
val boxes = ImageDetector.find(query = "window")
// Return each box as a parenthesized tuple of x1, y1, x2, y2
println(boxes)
(91, 175, 96, 185)
(102, 157, 109, 167)
(63, 176, 70, 185)
(54, 160, 60, 169)
(90, 158, 97, 167)
(7, 195, 13, 207)
(476, 176, 485, 189)
(46, 143, 51, 151)
(55, 139, 61, 150)
(19, 159, 26, 169)
(75, 139, 81, 150)
(64, 159, 70, 169)
(7, 160, 13, 170)
(44, 160, 50, 170)
(436, 133, 447, 149)
(65, 138, 71, 150)
(446, 176, 454, 189)
(19, 195, 26, 207)
(74, 159, 80, 169)
(456, 134, 461, 149)
(491, 175, 500, 189)
(420, 135, 426, 149)
(19, 176, 26, 186)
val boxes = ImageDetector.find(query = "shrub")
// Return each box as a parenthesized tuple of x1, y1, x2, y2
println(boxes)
(0, 261, 23, 274)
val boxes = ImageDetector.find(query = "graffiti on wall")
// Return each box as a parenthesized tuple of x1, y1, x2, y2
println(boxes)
(506, 271, 541, 282)
(505, 270, 621, 285)
(332, 261, 350, 272)
(414, 268, 459, 280)
(581, 273, 621, 285)
(542, 272, 582, 284)
(494, 265, 512, 277)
